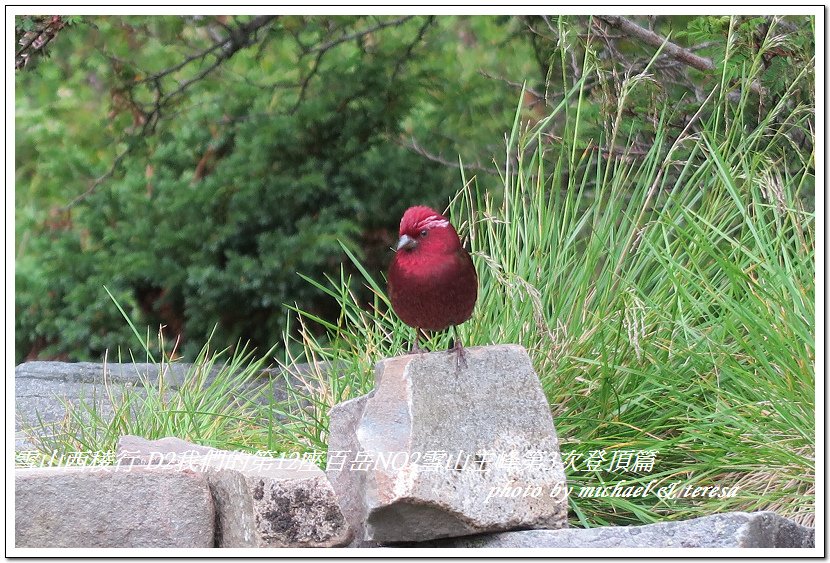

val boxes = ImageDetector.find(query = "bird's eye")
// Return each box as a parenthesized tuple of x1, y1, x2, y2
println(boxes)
(420, 229, 428, 237)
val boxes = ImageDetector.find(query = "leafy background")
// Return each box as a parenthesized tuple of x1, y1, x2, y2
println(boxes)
(15, 14, 815, 528)
(16, 15, 813, 363)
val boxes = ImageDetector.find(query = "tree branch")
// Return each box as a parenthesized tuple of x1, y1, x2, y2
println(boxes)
(139, 15, 278, 134)
(62, 15, 277, 208)
(290, 16, 424, 114)
(306, 15, 415, 54)
(16, 16, 68, 70)
(596, 15, 765, 96)
(402, 137, 494, 174)
(390, 16, 434, 83)
(60, 144, 133, 210)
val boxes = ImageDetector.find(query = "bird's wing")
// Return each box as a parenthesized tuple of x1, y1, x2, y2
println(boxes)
(456, 247, 477, 281)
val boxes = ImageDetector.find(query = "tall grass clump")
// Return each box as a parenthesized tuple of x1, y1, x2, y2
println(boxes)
(21, 296, 283, 460)
(279, 27, 815, 526)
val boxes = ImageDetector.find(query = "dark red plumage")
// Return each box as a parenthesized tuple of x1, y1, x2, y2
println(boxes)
(387, 206, 477, 361)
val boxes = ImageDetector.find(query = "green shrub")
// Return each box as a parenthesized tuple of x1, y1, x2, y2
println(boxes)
(15, 59, 456, 361)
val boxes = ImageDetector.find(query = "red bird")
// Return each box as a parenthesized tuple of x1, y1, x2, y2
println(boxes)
(387, 206, 478, 366)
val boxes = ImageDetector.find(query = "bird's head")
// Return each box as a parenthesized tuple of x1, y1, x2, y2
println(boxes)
(395, 206, 462, 255)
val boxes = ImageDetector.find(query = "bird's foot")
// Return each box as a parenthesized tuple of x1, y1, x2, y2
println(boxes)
(407, 328, 429, 356)
(449, 339, 468, 370)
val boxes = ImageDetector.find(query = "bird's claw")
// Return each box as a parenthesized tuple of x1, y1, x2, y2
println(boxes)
(449, 340, 468, 371)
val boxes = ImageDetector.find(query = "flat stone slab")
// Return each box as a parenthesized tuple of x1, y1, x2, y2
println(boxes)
(14, 362, 223, 450)
(15, 465, 214, 548)
(413, 511, 815, 548)
(327, 345, 568, 544)
(14, 361, 322, 449)
(116, 435, 352, 547)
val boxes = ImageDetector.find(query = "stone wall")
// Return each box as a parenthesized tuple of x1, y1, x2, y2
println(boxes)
(13, 347, 816, 550)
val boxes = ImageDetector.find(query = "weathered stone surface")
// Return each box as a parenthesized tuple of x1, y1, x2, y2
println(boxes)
(326, 394, 377, 547)
(15, 465, 214, 548)
(117, 434, 217, 465)
(15, 361, 327, 450)
(116, 435, 352, 547)
(413, 512, 815, 548)
(14, 362, 215, 450)
(327, 345, 568, 544)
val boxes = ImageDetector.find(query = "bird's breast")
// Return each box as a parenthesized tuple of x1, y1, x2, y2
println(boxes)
(388, 250, 477, 331)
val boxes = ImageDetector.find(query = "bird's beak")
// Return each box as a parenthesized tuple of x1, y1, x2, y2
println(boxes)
(396, 234, 418, 251)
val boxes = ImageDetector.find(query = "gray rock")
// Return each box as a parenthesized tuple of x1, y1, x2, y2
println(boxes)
(413, 511, 815, 548)
(14, 362, 217, 450)
(117, 435, 217, 466)
(115, 435, 352, 547)
(15, 465, 214, 548)
(326, 394, 377, 547)
(327, 345, 568, 544)
(210, 459, 352, 548)
(15, 361, 327, 449)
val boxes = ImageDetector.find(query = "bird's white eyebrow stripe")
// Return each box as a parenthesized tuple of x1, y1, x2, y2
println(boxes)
(416, 216, 450, 230)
